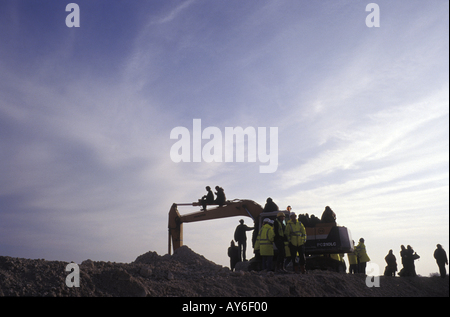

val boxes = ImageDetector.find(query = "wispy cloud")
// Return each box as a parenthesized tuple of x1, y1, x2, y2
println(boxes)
(152, 0, 197, 25)
(280, 87, 448, 190)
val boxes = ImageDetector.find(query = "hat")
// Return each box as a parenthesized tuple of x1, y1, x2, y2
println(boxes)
(290, 212, 296, 217)
(263, 218, 270, 223)
(277, 212, 285, 217)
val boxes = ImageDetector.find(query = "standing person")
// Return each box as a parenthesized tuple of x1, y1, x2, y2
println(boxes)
(273, 212, 287, 272)
(399, 244, 417, 277)
(399, 245, 408, 276)
(355, 238, 370, 274)
(285, 212, 307, 274)
(253, 226, 262, 271)
(214, 186, 226, 206)
(234, 219, 254, 262)
(384, 249, 398, 276)
(347, 240, 359, 274)
(433, 244, 448, 278)
(227, 241, 240, 272)
(258, 218, 275, 271)
(406, 245, 419, 277)
(200, 186, 214, 211)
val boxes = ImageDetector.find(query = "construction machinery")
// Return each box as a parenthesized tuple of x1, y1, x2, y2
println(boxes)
(168, 199, 353, 272)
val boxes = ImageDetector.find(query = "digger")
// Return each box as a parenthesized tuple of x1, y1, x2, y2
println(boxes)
(168, 199, 353, 272)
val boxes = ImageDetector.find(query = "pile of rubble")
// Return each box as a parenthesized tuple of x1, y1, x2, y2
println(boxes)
(0, 246, 448, 297)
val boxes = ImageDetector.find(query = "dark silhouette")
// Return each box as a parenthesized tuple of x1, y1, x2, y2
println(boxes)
(384, 249, 397, 276)
(273, 212, 287, 272)
(399, 245, 408, 276)
(297, 213, 310, 227)
(234, 219, 254, 262)
(200, 186, 214, 211)
(434, 244, 448, 278)
(399, 245, 420, 277)
(262, 197, 279, 212)
(214, 186, 226, 206)
(320, 206, 336, 224)
(227, 241, 240, 271)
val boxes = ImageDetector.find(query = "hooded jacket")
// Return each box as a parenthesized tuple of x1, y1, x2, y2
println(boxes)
(355, 242, 371, 263)
(285, 219, 307, 246)
(258, 224, 275, 256)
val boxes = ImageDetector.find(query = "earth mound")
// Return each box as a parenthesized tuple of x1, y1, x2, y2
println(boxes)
(0, 246, 448, 297)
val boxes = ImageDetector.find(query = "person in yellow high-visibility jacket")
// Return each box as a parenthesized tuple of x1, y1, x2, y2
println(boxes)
(347, 240, 358, 274)
(285, 212, 307, 273)
(355, 238, 371, 274)
(257, 218, 275, 271)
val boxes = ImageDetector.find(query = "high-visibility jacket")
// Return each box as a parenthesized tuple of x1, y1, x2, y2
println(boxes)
(285, 241, 291, 257)
(258, 224, 275, 256)
(355, 242, 370, 263)
(347, 252, 358, 265)
(254, 229, 261, 252)
(285, 220, 307, 246)
(330, 253, 341, 261)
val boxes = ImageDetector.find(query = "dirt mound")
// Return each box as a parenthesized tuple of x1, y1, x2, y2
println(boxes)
(0, 246, 448, 297)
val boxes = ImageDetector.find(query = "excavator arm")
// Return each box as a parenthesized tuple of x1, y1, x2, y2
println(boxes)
(168, 199, 263, 255)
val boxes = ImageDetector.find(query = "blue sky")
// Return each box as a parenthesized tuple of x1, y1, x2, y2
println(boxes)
(1, 0, 448, 277)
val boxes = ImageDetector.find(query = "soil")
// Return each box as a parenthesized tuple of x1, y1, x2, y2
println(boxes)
(0, 246, 448, 297)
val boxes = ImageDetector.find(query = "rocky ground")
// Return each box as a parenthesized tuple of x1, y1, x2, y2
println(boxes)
(0, 245, 448, 297)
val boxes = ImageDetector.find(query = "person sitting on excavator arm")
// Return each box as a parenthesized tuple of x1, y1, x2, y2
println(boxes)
(214, 186, 226, 206)
(199, 186, 214, 211)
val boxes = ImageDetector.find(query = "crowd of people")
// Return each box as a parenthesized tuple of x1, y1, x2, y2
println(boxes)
(232, 221, 448, 278)
(201, 192, 448, 278)
(230, 211, 307, 273)
(379, 244, 448, 278)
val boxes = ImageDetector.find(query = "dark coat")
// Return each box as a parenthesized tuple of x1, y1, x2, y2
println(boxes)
(228, 245, 240, 270)
(434, 247, 448, 265)
(234, 224, 253, 242)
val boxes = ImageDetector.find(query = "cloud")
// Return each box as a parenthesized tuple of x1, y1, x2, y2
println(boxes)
(152, 0, 197, 25)
(279, 87, 448, 190)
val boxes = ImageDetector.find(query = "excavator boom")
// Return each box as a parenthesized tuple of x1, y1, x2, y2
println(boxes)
(168, 200, 263, 254)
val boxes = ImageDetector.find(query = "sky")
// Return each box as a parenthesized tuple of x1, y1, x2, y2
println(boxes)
(0, 0, 448, 277)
